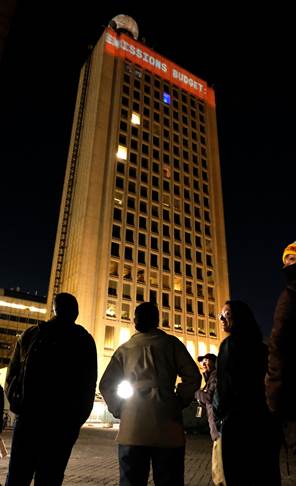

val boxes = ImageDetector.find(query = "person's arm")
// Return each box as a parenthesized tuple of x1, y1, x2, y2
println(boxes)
(99, 352, 124, 418)
(196, 370, 217, 405)
(174, 339, 202, 408)
(4, 337, 21, 409)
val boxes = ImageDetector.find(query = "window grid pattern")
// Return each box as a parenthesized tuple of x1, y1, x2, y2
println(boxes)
(107, 61, 217, 339)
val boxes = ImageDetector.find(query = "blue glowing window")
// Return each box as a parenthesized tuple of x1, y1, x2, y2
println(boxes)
(163, 92, 171, 104)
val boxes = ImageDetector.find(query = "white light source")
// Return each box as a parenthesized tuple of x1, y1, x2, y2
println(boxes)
(117, 380, 133, 399)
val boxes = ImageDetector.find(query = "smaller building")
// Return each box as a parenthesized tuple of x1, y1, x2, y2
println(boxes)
(0, 288, 47, 367)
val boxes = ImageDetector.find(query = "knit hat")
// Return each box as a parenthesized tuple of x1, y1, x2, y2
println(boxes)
(282, 241, 296, 264)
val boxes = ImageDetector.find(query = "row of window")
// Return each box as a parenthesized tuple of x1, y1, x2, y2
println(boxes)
(109, 262, 214, 295)
(105, 300, 217, 336)
(123, 62, 206, 113)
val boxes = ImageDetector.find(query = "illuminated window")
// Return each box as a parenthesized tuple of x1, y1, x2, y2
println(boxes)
(186, 340, 195, 359)
(121, 303, 130, 321)
(174, 276, 182, 292)
(198, 319, 205, 335)
(109, 261, 118, 277)
(163, 92, 171, 104)
(163, 275, 170, 289)
(209, 321, 217, 337)
(119, 327, 130, 345)
(208, 303, 216, 318)
(122, 284, 131, 300)
(116, 145, 127, 160)
(137, 269, 145, 283)
(198, 341, 207, 356)
(210, 344, 218, 355)
(208, 287, 215, 300)
(114, 191, 123, 205)
(106, 301, 116, 318)
(123, 264, 132, 280)
(187, 316, 194, 333)
(174, 314, 182, 330)
(131, 112, 141, 125)
(163, 165, 171, 178)
(104, 326, 114, 350)
(150, 272, 158, 287)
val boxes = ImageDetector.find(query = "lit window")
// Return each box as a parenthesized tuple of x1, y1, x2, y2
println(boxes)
(209, 321, 217, 337)
(104, 326, 114, 350)
(106, 301, 116, 318)
(187, 316, 194, 333)
(210, 344, 218, 355)
(174, 314, 182, 330)
(122, 284, 131, 300)
(163, 165, 171, 178)
(114, 191, 123, 205)
(109, 261, 118, 277)
(137, 269, 145, 283)
(123, 264, 132, 280)
(116, 145, 127, 160)
(163, 275, 170, 289)
(131, 112, 141, 125)
(198, 319, 205, 335)
(119, 327, 130, 345)
(150, 272, 158, 286)
(163, 92, 171, 104)
(186, 341, 195, 359)
(121, 303, 130, 321)
(198, 341, 207, 356)
(174, 276, 182, 292)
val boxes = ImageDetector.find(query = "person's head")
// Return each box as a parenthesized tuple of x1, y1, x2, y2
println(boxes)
(282, 241, 296, 267)
(198, 353, 217, 374)
(134, 301, 159, 333)
(53, 293, 79, 322)
(218, 300, 262, 341)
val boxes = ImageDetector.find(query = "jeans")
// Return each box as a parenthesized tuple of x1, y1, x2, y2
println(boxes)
(118, 444, 185, 486)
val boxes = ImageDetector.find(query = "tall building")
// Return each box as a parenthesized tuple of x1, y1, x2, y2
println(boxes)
(47, 15, 229, 379)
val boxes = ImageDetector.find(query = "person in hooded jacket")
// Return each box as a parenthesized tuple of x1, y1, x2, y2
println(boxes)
(215, 300, 281, 486)
(99, 301, 201, 486)
(4, 292, 97, 486)
(265, 240, 296, 480)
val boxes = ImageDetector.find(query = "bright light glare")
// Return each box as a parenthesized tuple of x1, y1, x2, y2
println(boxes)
(117, 380, 133, 399)
(0, 300, 46, 314)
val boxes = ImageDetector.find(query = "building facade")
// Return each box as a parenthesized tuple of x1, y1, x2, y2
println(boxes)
(47, 16, 229, 379)
(0, 288, 47, 367)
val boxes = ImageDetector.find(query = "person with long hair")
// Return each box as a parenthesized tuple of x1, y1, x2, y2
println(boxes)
(215, 300, 281, 486)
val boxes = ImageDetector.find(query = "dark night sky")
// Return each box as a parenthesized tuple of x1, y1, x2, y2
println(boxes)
(0, 1, 295, 337)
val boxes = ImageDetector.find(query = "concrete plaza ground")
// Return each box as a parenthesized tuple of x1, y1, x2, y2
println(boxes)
(0, 425, 295, 485)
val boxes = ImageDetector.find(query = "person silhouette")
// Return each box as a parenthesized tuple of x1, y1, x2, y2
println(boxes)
(5, 292, 97, 486)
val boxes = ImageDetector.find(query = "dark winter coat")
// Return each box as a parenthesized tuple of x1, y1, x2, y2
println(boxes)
(5, 317, 97, 426)
(195, 369, 219, 441)
(265, 263, 296, 420)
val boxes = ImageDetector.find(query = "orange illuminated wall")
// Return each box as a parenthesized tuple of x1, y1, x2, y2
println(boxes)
(104, 28, 215, 107)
